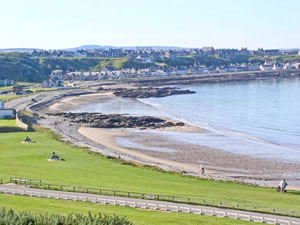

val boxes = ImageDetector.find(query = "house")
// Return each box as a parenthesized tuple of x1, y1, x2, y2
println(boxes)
(291, 63, 300, 70)
(41, 80, 50, 88)
(50, 70, 64, 80)
(0, 79, 14, 87)
(259, 64, 273, 71)
(0, 109, 16, 119)
(202, 47, 215, 55)
(13, 86, 23, 94)
(264, 49, 280, 56)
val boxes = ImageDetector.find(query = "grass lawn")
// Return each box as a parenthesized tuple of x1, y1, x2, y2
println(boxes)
(0, 95, 21, 103)
(0, 120, 300, 213)
(0, 86, 13, 91)
(24, 87, 58, 92)
(0, 194, 256, 225)
(0, 119, 17, 127)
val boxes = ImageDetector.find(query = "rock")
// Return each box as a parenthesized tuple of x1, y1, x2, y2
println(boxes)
(49, 112, 185, 129)
(113, 87, 196, 98)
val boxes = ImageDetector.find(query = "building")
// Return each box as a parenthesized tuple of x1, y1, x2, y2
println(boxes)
(0, 109, 16, 119)
(0, 101, 16, 119)
(0, 79, 14, 87)
(264, 49, 280, 56)
(202, 47, 215, 55)
(13, 86, 23, 94)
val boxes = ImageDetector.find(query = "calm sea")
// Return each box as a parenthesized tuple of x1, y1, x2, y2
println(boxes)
(73, 78, 300, 162)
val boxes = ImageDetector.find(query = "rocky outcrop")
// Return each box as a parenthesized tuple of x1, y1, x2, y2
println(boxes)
(50, 112, 185, 129)
(113, 87, 196, 98)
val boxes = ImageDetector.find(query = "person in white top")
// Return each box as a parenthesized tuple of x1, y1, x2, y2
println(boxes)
(279, 179, 288, 193)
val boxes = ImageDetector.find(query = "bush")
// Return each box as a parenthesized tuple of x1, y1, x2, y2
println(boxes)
(0, 208, 134, 225)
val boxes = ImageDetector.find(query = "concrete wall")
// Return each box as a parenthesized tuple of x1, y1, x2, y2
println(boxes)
(0, 109, 16, 119)
(16, 113, 29, 130)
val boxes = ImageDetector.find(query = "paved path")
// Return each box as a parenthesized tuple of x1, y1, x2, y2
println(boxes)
(1, 184, 300, 225)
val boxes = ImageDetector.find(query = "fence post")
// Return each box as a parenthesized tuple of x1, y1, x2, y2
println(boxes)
(128, 192, 130, 198)
(60, 185, 62, 191)
(86, 188, 88, 193)
(113, 191, 116, 196)
(99, 189, 102, 195)
(73, 187, 75, 192)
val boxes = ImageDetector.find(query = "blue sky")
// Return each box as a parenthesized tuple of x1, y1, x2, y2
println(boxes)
(1, 0, 299, 49)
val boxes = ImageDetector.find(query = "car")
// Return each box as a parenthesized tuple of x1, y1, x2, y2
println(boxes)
(0, 91, 8, 94)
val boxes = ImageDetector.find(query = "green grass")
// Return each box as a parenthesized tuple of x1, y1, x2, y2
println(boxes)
(0, 122, 300, 213)
(0, 194, 256, 225)
(0, 95, 21, 103)
(93, 57, 129, 70)
(0, 86, 13, 91)
(0, 88, 56, 103)
(24, 87, 58, 92)
(0, 119, 17, 127)
(16, 82, 39, 86)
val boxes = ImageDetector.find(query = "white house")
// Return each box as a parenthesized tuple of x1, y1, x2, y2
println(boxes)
(0, 109, 16, 119)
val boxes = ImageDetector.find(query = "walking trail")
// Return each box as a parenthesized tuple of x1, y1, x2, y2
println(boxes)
(1, 184, 300, 225)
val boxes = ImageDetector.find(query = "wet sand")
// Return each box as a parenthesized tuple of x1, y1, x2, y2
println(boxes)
(46, 91, 300, 189)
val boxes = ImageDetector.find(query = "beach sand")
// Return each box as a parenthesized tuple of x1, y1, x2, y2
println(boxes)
(48, 92, 115, 113)
(78, 127, 203, 173)
(78, 126, 300, 183)
(44, 90, 300, 188)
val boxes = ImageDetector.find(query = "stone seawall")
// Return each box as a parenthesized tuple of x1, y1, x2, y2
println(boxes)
(130, 70, 300, 86)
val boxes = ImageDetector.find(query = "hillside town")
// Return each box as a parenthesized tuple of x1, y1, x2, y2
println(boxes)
(42, 61, 300, 88)
(30, 47, 300, 59)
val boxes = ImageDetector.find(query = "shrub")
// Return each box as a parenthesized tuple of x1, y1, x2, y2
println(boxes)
(0, 208, 134, 225)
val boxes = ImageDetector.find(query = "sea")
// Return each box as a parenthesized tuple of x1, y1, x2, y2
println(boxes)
(73, 77, 300, 163)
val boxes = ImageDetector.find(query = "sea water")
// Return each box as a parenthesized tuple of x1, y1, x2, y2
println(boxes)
(73, 78, 300, 162)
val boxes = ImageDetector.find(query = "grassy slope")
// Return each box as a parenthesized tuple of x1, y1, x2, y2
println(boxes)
(0, 119, 17, 127)
(0, 194, 256, 225)
(0, 120, 300, 211)
(0, 86, 13, 91)
(0, 95, 21, 103)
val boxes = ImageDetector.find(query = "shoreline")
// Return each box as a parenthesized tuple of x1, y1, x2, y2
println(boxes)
(5, 78, 300, 189)
(45, 90, 300, 188)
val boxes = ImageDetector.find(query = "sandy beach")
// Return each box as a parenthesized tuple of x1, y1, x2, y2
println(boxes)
(48, 92, 115, 113)
(39, 89, 300, 188)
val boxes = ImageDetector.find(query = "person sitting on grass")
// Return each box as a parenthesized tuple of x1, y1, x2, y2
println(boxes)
(50, 152, 60, 160)
(24, 136, 32, 143)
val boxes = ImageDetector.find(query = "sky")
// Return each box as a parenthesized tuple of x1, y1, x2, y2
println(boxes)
(1, 0, 299, 50)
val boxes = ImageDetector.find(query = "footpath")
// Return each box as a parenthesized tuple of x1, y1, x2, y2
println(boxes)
(1, 184, 300, 225)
